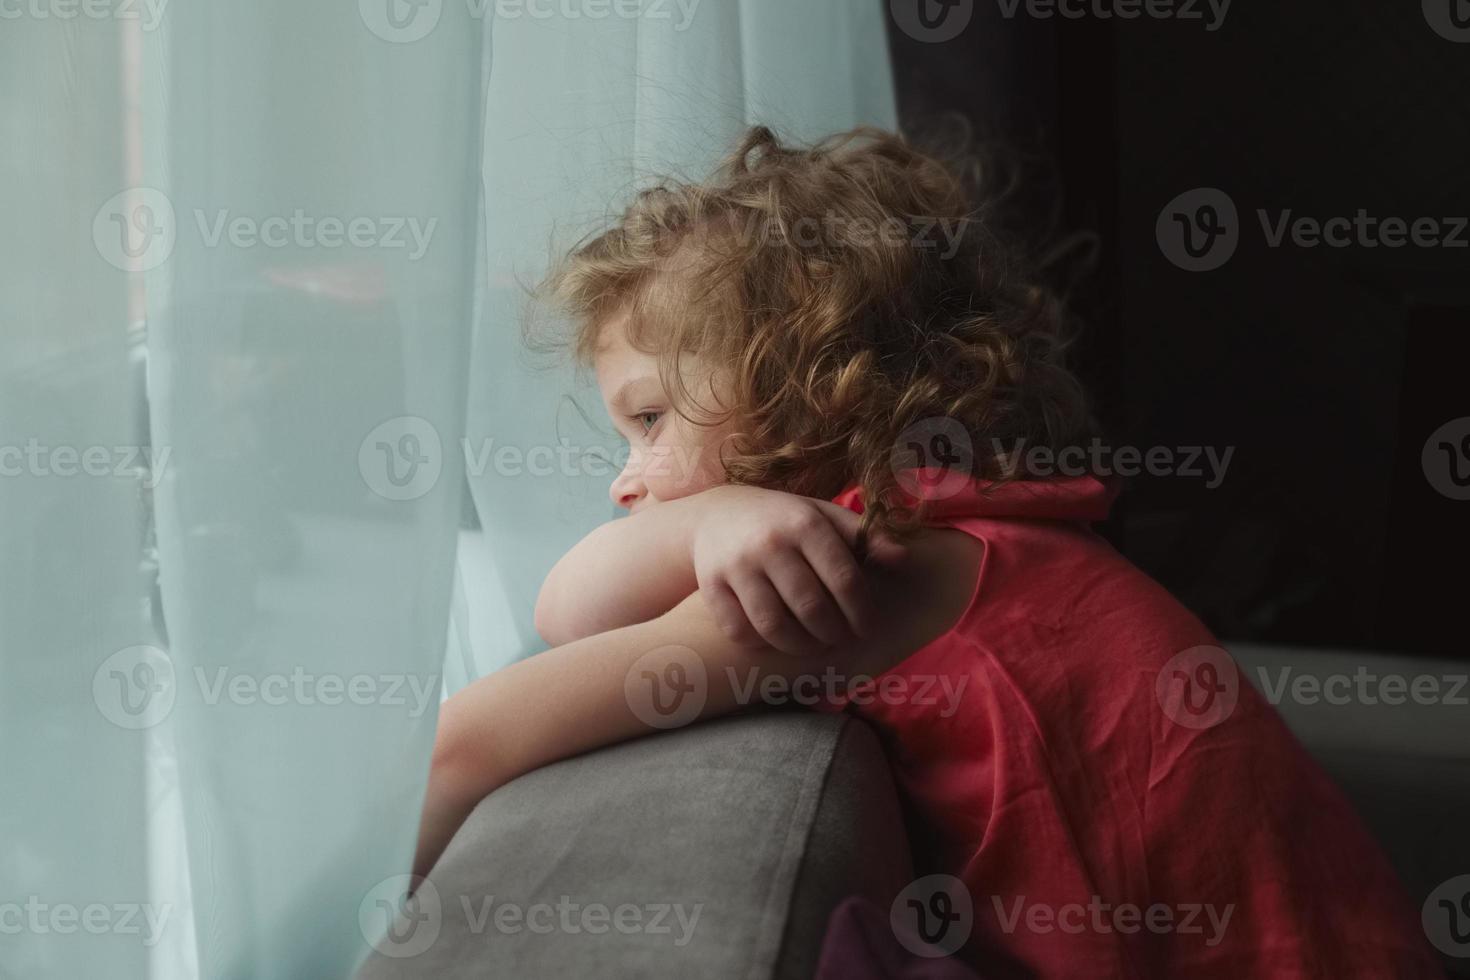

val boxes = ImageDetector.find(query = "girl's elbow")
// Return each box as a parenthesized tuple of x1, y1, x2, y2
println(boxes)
(429, 706, 501, 812)
(532, 596, 561, 646)
(534, 594, 589, 647)
(534, 583, 607, 647)
(533, 575, 575, 646)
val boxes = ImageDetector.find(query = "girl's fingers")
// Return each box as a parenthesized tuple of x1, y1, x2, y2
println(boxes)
(863, 533, 908, 565)
(701, 579, 760, 647)
(764, 549, 851, 648)
(798, 521, 874, 637)
(812, 500, 908, 565)
(729, 571, 822, 656)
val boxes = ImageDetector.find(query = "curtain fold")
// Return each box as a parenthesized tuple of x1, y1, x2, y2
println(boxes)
(143, 5, 490, 976)
(4, 4, 489, 978)
(0, 21, 154, 980)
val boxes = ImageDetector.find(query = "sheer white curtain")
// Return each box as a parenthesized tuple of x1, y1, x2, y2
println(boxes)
(1, 20, 154, 980)
(448, 0, 898, 689)
(2, 2, 892, 978)
(4, 4, 488, 979)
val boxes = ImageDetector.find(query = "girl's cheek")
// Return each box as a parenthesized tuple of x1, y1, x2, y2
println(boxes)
(642, 434, 726, 501)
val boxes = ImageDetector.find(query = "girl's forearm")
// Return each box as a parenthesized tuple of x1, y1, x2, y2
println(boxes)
(413, 758, 484, 882)
(533, 494, 706, 645)
(417, 507, 971, 883)
(414, 589, 842, 880)
(414, 529, 965, 881)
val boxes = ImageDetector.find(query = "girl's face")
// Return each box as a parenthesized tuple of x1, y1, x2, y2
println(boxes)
(594, 311, 738, 514)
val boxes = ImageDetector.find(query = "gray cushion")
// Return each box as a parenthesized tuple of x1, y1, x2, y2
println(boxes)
(357, 709, 911, 980)
(1234, 644, 1470, 977)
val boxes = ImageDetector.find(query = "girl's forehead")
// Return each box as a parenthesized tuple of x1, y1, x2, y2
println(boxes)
(594, 330, 661, 407)
(593, 316, 651, 371)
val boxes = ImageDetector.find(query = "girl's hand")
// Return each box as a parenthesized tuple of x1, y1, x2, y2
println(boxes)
(689, 485, 905, 656)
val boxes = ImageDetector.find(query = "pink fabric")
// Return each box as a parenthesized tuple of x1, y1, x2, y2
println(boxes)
(816, 896, 984, 980)
(818, 471, 1442, 978)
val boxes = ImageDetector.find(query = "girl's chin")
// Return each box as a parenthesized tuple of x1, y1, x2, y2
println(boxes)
(645, 479, 724, 504)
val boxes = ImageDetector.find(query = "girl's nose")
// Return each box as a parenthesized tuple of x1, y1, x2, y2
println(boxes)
(609, 465, 645, 511)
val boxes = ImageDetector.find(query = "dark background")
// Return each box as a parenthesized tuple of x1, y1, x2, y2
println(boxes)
(886, 0, 1470, 658)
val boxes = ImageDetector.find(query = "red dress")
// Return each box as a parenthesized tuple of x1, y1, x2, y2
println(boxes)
(819, 471, 1441, 978)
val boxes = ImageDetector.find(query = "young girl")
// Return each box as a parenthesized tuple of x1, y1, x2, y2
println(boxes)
(415, 127, 1441, 977)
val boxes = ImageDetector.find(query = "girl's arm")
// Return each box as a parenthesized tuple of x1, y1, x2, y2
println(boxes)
(534, 485, 903, 655)
(532, 492, 705, 646)
(416, 525, 981, 880)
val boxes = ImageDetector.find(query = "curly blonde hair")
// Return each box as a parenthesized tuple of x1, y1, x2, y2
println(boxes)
(540, 125, 1095, 543)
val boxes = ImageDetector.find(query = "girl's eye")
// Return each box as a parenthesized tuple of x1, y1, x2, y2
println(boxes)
(634, 411, 662, 435)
